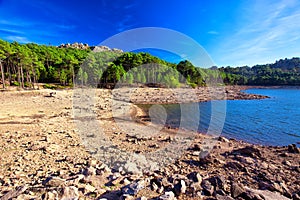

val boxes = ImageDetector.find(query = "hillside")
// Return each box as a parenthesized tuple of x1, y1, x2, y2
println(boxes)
(1, 39, 300, 88)
(219, 57, 300, 85)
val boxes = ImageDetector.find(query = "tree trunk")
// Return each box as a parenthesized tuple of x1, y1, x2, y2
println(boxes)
(72, 66, 75, 87)
(20, 65, 24, 88)
(32, 67, 36, 89)
(8, 61, 12, 85)
(17, 66, 21, 88)
(26, 71, 30, 84)
(0, 61, 5, 89)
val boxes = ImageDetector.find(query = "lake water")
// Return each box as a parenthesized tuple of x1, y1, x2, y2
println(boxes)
(217, 88, 300, 146)
(142, 88, 300, 147)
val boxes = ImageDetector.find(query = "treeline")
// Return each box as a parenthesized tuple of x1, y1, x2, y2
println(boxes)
(1, 39, 300, 89)
(0, 39, 89, 89)
(219, 57, 300, 85)
(0, 39, 223, 89)
(78, 52, 222, 88)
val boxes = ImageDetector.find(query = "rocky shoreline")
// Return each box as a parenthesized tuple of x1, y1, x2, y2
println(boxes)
(0, 87, 299, 200)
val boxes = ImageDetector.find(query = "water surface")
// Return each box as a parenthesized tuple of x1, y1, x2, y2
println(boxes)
(139, 88, 300, 146)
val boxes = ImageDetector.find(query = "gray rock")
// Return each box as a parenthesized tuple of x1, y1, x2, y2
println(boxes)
(245, 186, 291, 200)
(119, 194, 134, 200)
(136, 197, 147, 200)
(201, 179, 214, 196)
(218, 137, 230, 143)
(44, 191, 59, 200)
(187, 172, 202, 183)
(151, 182, 158, 191)
(83, 166, 97, 176)
(124, 162, 141, 174)
(232, 146, 262, 158)
(288, 144, 300, 153)
(42, 176, 66, 187)
(61, 186, 79, 200)
(0, 186, 27, 200)
(215, 194, 235, 200)
(122, 180, 145, 195)
(208, 175, 226, 191)
(231, 182, 245, 198)
(173, 180, 186, 196)
(159, 191, 176, 200)
(293, 193, 300, 200)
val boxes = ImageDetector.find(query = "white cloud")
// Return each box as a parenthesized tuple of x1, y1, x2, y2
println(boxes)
(215, 0, 300, 66)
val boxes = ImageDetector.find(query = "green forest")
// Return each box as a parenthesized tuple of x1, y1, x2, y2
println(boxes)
(1, 39, 300, 89)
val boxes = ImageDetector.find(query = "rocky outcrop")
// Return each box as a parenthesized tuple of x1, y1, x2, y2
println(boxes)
(57, 42, 124, 53)
(58, 42, 90, 49)
(91, 45, 123, 53)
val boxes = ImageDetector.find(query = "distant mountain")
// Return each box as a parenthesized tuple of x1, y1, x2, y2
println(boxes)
(219, 57, 300, 85)
(270, 57, 300, 70)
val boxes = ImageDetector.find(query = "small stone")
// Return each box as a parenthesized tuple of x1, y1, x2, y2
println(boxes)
(124, 162, 141, 175)
(231, 182, 245, 198)
(237, 156, 255, 165)
(283, 160, 292, 166)
(190, 182, 202, 193)
(45, 191, 59, 200)
(119, 194, 134, 200)
(42, 176, 66, 187)
(157, 186, 164, 194)
(208, 175, 226, 191)
(61, 186, 79, 200)
(122, 180, 145, 195)
(174, 180, 186, 196)
(85, 184, 96, 193)
(190, 144, 201, 151)
(151, 182, 158, 191)
(0, 186, 27, 200)
(288, 144, 300, 153)
(232, 146, 262, 158)
(88, 159, 98, 167)
(201, 179, 214, 196)
(122, 178, 131, 185)
(292, 193, 300, 200)
(216, 194, 235, 200)
(187, 172, 202, 183)
(136, 197, 147, 200)
(159, 191, 176, 200)
(83, 166, 97, 176)
(218, 137, 230, 143)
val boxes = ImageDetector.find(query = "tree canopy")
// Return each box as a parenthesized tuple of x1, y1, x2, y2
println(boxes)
(1, 39, 300, 89)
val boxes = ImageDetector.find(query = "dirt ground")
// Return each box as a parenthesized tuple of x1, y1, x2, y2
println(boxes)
(0, 87, 299, 200)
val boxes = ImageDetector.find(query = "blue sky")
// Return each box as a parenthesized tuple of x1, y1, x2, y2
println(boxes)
(0, 0, 299, 67)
